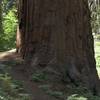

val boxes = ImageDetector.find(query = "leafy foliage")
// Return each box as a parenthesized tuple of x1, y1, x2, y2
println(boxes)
(91, 6, 100, 34)
(2, 9, 17, 50)
(0, 0, 17, 51)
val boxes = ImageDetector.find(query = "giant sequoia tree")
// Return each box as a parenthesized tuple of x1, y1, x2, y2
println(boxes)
(17, 0, 100, 95)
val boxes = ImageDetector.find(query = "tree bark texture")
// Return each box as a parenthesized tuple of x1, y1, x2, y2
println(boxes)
(17, 0, 100, 95)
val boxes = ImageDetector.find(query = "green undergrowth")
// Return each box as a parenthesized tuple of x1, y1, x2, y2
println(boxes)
(31, 71, 100, 100)
(0, 63, 31, 100)
(0, 8, 17, 51)
(0, 39, 100, 100)
(66, 86, 100, 100)
(38, 83, 100, 100)
(32, 72, 48, 82)
(0, 74, 31, 100)
(0, 64, 100, 100)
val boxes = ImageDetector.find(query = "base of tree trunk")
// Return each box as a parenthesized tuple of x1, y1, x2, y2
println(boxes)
(17, 0, 100, 95)
(21, 45, 100, 96)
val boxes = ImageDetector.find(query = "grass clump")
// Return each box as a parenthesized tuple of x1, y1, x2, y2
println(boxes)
(32, 72, 48, 82)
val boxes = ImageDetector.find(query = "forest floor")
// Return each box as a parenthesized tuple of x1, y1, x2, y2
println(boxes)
(0, 50, 62, 100)
(0, 50, 100, 100)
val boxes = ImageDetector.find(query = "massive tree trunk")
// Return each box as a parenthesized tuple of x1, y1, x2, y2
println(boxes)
(17, 0, 100, 95)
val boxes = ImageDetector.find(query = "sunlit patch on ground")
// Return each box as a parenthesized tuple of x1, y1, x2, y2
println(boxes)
(94, 40, 100, 78)
(0, 49, 16, 59)
(0, 49, 21, 61)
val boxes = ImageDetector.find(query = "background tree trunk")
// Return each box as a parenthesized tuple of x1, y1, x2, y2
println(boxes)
(17, 0, 100, 95)
(0, 0, 3, 35)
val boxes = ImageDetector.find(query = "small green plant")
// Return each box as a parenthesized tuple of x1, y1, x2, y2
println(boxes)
(32, 72, 48, 82)
(0, 73, 13, 92)
(39, 84, 51, 91)
(47, 90, 64, 99)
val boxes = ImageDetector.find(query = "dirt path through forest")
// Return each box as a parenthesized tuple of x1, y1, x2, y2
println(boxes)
(0, 50, 60, 100)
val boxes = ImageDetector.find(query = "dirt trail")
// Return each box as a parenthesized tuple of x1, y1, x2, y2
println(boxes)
(0, 50, 59, 100)
(11, 65, 58, 100)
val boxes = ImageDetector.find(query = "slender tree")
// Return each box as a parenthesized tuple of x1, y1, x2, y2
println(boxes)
(17, 0, 100, 95)
(0, 0, 3, 35)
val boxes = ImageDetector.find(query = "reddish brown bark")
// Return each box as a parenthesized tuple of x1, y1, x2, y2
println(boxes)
(17, 0, 100, 95)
